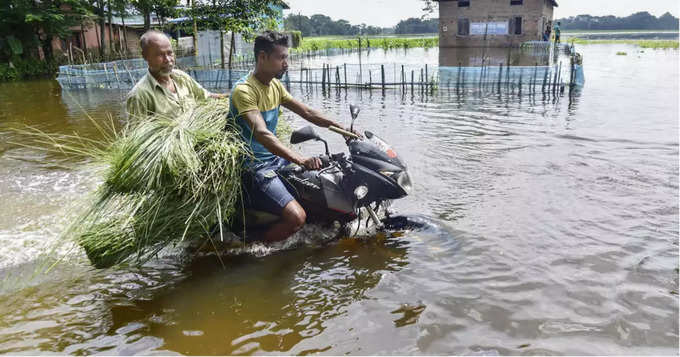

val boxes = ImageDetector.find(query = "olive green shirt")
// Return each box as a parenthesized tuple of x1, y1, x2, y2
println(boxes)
(125, 69, 211, 119)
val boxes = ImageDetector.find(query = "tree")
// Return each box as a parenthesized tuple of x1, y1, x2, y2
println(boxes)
(187, 0, 286, 68)
(283, 13, 387, 37)
(130, 0, 177, 30)
(0, 0, 93, 62)
(395, 17, 438, 34)
(557, 12, 679, 30)
(112, 0, 131, 53)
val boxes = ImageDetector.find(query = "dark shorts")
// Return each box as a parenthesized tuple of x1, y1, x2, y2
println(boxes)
(242, 157, 296, 215)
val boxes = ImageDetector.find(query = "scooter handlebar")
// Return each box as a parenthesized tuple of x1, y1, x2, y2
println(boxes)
(319, 154, 331, 168)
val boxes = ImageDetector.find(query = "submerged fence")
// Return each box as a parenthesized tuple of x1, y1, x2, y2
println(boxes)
(57, 44, 583, 98)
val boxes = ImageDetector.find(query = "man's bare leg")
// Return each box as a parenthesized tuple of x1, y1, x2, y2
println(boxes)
(262, 200, 306, 242)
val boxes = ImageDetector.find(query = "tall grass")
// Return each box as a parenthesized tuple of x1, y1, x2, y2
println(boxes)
(293, 36, 438, 53)
(17, 101, 270, 268)
(568, 38, 679, 49)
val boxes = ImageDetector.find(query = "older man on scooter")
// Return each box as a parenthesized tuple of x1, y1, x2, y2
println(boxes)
(229, 30, 355, 243)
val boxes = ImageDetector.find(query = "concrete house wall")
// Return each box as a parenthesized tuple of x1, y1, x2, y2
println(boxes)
(438, 0, 556, 47)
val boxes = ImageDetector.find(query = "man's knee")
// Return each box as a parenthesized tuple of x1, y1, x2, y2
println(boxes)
(282, 200, 306, 231)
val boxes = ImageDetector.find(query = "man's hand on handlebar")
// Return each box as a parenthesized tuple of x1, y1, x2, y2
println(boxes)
(301, 157, 322, 170)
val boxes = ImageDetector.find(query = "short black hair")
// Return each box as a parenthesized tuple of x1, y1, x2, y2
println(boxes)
(253, 31, 289, 62)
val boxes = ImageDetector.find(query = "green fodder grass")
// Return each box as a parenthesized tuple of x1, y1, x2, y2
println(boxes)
(293, 36, 438, 53)
(16, 100, 286, 268)
(569, 38, 679, 49)
(71, 101, 250, 268)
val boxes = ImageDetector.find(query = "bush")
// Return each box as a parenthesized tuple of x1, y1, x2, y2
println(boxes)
(0, 63, 18, 81)
(288, 30, 302, 48)
(0, 57, 57, 82)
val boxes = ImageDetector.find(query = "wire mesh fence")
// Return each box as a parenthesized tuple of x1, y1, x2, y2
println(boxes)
(57, 44, 583, 98)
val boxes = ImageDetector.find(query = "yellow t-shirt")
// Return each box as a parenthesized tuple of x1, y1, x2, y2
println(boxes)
(229, 74, 293, 163)
(230, 74, 292, 116)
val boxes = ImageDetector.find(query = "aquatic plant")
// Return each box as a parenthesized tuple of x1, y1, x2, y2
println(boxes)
(616, 51, 628, 56)
(292, 36, 438, 54)
(568, 38, 678, 49)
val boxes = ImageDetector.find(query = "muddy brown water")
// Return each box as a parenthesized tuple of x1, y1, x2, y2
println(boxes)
(0, 44, 677, 354)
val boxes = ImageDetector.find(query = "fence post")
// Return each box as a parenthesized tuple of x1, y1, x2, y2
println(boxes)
(542, 67, 548, 94)
(506, 61, 510, 92)
(552, 63, 559, 97)
(344, 63, 348, 89)
(322, 63, 327, 89)
(533, 63, 538, 95)
(497, 63, 503, 94)
(457, 62, 461, 94)
(381, 64, 385, 91)
(556, 61, 562, 94)
(401, 65, 405, 92)
(411, 70, 414, 92)
(425, 64, 429, 92)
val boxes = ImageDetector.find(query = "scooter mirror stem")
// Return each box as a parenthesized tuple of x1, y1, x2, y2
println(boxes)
(349, 104, 360, 131)
(318, 138, 330, 156)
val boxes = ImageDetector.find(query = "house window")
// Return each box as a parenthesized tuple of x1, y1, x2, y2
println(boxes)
(458, 0, 470, 7)
(458, 18, 470, 35)
(509, 16, 522, 35)
(511, 0, 523, 5)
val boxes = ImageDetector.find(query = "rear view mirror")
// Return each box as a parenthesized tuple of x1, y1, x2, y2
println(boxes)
(349, 104, 360, 120)
(290, 125, 320, 144)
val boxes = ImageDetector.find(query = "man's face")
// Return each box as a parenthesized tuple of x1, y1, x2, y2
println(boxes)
(144, 35, 175, 76)
(260, 45, 289, 79)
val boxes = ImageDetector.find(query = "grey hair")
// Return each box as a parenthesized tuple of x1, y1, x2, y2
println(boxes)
(140, 30, 170, 53)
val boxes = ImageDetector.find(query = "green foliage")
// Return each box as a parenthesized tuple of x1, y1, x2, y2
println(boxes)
(0, 58, 57, 81)
(557, 11, 679, 30)
(20, 101, 255, 268)
(0, 64, 18, 81)
(288, 30, 302, 48)
(0, 0, 93, 64)
(187, 0, 284, 37)
(284, 13, 386, 37)
(293, 36, 438, 53)
(616, 51, 627, 56)
(6, 36, 24, 57)
(394, 17, 438, 35)
(569, 38, 679, 49)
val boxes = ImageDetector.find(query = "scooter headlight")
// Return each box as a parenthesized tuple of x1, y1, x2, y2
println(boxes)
(354, 185, 369, 200)
(380, 170, 412, 193)
(396, 171, 412, 193)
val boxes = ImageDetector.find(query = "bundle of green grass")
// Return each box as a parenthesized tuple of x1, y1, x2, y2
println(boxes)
(66, 101, 254, 268)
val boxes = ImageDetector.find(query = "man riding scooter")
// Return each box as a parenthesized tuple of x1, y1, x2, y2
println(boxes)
(228, 31, 357, 243)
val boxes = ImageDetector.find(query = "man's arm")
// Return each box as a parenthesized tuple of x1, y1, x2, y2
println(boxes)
(241, 110, 321, 170)
(180, 70, 228, 100)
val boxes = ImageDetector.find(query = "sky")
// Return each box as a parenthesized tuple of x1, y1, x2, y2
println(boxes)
(283, 0, 680, 28)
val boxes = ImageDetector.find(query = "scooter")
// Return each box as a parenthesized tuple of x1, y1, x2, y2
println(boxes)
(234, 104, 412, 233)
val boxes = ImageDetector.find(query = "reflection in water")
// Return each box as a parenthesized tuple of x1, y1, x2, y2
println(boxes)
(0, 230, 412, 355)
(439, 46, 551, 67)
(0, 44, 678, 355)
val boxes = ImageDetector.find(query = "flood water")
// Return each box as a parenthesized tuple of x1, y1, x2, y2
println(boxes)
(0, 44, 678, 354)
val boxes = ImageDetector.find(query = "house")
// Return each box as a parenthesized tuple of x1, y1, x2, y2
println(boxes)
(51, 15, 164, 58)
(435, 0, 558, 47)
(270, 1, 290, 31)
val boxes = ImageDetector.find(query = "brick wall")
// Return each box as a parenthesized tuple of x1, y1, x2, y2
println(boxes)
(439, 0, 554, 48)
